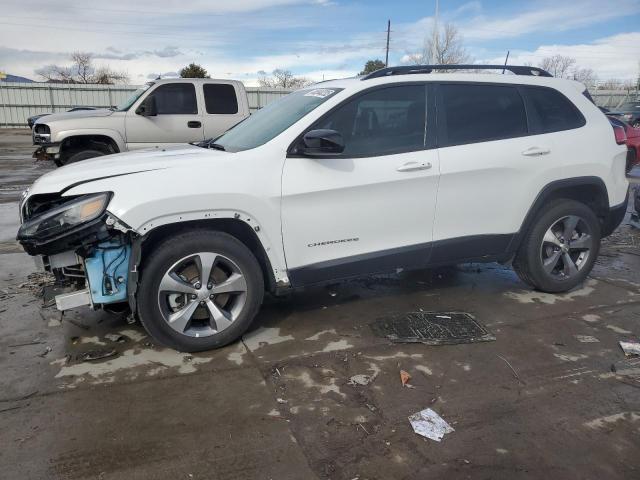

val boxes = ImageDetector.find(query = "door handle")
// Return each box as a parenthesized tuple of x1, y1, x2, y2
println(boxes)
(396, 161, 432, 172)
(521, 146, 551, 157)
(188, 121, 202, 128)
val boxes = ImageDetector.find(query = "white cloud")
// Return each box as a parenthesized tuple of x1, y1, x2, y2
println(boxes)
(460, 0, 640, 41)
(481, 32, 640, 81)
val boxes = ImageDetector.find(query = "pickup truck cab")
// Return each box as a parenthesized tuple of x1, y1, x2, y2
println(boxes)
(32, 78, 250, 166)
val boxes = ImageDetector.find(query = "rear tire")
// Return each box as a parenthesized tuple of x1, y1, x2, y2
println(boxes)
(513, 199, 600, 293)
(138, 230, 264, 352)
(60, 149, 105, 166)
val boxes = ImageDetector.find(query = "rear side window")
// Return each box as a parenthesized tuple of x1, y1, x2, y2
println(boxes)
(315, 84, 426, 156)
(151, 83, 197, 114)
(438, 84, 527, 146)
(523, 86, 585, 134)
(204, 84, 239, 114)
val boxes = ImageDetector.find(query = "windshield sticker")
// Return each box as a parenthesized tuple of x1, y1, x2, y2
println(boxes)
(304, 89, 335, 98)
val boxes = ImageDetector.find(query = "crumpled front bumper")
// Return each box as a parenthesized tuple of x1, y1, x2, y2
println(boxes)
(32, 144, 60, 162)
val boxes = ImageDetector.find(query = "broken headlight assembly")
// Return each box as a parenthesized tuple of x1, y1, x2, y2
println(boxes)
(17, 192, 111, 242)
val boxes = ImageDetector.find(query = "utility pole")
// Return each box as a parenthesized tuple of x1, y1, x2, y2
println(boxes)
(385, 19, 391, 67)
(431, 0, 439, 64)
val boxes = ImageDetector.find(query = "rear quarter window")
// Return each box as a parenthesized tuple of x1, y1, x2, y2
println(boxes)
(522, 86, 585, 134)
(204, 83, 239, 114)
(437, 83, 528, 146)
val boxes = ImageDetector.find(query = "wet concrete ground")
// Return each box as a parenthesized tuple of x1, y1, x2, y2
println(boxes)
(1, 128, 639, 479)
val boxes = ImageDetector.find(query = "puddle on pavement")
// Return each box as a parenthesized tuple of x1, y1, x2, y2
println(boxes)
(503, 279, 597, 304)
(49, 327, 220, 388)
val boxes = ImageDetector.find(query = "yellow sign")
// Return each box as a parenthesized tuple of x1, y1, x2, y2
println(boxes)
(0, 72, 6, 80)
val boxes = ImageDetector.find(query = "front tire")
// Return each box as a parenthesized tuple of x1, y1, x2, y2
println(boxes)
(138, 230, 264, 352)
(60, 149, 105, 166)
(513, 199, 600, 293)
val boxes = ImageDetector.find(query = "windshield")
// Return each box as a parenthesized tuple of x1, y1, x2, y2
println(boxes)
(115, 82, 154, 111)
(213, 87, 343, 152)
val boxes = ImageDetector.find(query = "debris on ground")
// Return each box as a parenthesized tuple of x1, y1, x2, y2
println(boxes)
(104, 333, 126, 343)
(371, 311, 495, 345)
(8, 339, 44, 348)
(408, 408, 454, 441)
(575, 335, 600, 343)
(79, 349, 117, 362)
(400, 370, 414, 388)
(37, 346, 52, 357)
(620, 341, 640, 357)
(16, 272, 55, 296)
(348, 374, 374, 386)
(497, 354, 524, 384)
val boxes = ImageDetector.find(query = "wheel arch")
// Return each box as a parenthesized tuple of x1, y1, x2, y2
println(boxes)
(58, 132, 123, 158)
(138, 219, 279, 295)
(510, 176, 610, 252)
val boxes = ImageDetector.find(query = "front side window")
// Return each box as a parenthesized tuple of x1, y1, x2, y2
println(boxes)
(523, 86, 585, 134)
(314, 85, 426, 156)
(150, 83, 197, 115)
(439, 84, 527, 146)
(213, 87, 342, 152)
(204, 84, 238, 114)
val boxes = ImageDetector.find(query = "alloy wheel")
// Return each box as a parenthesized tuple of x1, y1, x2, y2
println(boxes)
(157, 252, 248, 337)
(539, 215, 593, 280)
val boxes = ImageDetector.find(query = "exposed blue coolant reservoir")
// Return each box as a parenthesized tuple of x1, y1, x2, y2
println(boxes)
(84, 242, 130, 304)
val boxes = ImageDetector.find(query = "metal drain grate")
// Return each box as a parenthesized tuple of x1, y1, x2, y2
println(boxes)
(370, 311, 495, 345)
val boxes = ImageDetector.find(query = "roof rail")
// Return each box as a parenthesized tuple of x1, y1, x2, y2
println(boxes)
(361, 64, 553, 80)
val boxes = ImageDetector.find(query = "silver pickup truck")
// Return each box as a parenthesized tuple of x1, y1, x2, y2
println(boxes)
(32, 78, 250, 166)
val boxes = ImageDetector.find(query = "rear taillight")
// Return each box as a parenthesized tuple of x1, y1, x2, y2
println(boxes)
(613, 125, 627, 145)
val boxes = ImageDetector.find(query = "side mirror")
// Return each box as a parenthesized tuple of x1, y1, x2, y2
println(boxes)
(136, 95, 157, 116)
(299, 129, 344, 156)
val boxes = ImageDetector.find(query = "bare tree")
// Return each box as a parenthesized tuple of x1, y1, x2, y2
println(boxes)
(407, 23, 471, 66)
(37, 52, 129, 84)
(539, 55, 576, 78)
(570, 67, 597, 87)
(258, 69, 312, 89)
(538, 55, 598, 86)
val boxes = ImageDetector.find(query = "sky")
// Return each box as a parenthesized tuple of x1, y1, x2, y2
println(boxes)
(0, 0, 639, 85)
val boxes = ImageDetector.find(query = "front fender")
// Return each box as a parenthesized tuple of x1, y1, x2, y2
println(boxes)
(65, 176, 289, 286)
(55, 129, 126, 152)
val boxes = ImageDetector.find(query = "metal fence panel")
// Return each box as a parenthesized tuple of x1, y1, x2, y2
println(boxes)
(0, 82, 293, 127)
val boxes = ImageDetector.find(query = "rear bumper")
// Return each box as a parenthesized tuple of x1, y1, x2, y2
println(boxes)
(602, 193, 629, 237)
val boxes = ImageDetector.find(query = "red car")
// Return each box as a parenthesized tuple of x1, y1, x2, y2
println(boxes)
(607, 115, 640, 172)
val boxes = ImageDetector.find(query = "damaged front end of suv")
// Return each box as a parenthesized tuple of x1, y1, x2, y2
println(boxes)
(17, 191, 137, 313)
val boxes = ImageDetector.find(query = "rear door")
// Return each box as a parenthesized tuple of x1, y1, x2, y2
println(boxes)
(281, 83, 440, 285)
(202, 82, 247, 139)
(432, 82, 565, 263)
(125, 82, 204, 149)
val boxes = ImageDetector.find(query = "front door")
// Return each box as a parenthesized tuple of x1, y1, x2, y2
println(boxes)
(125, 82, 204, 150)
(281, 83, 440, 286)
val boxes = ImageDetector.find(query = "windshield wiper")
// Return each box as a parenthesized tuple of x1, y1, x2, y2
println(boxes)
(192, 138, 227, 151)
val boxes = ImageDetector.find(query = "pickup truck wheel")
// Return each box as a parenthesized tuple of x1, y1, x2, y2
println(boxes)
(513, 199, 600, 293)
(138, 231, 264, 352)
(60, 149, 105, 166)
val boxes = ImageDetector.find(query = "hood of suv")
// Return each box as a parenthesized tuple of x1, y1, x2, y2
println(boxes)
(34, 109, 115, 124)
(28, 145, 225, 195)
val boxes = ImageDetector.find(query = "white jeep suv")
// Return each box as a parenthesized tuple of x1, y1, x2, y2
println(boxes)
(17, 65, 629, 352)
